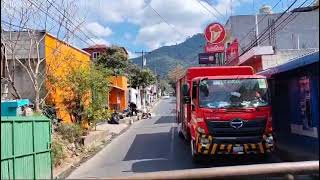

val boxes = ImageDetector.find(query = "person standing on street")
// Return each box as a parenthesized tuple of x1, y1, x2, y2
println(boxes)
(129, 101, 138, 116)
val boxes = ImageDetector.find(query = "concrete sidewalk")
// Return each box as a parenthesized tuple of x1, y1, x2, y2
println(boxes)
(275, 133, 319, 161)
(55, 98, 162, 178)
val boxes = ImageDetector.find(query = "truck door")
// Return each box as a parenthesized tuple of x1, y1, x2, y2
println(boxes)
(181, 79, 189, 134)
(191, 80, 198, 120)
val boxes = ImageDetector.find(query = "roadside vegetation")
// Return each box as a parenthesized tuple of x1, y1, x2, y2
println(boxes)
(50, 45, 158, 168)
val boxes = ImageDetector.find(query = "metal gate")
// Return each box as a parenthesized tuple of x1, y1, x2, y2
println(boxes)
(1, 116, 52, 179)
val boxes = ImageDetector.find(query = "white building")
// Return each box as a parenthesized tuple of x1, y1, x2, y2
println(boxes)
(127, 87, 142, 109)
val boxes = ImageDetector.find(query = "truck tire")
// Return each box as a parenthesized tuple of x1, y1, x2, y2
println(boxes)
(178, 131, 185, 139)
(177, 123, 185, 140)
(191, 139, 201, 163)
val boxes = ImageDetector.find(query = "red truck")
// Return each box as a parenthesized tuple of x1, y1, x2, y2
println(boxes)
(176, 66, 274, 162)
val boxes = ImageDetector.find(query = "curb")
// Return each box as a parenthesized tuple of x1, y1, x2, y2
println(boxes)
(55, 124, 131, 179)
(55, 100, 162, 179)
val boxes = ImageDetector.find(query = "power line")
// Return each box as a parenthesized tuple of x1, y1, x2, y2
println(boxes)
(246, 0, 311, 51)
(193, 0, 220, 20)
(135, 51, 150, 69)
(44, 0, 100, 42)
(240, 0, 299, 56)
(238, 0, 283, 44)
(202, 0, 227, 19)
(2, 0, 93, 47)
(1, 20, 91, 74)
(257, 0, 314, 47)
(146, 3, 185, 37)
(231, 0, 313, 65)
(25, 0, 94, 46)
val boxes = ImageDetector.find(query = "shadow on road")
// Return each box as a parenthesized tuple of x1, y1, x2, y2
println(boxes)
(154, 116, 174, 124)
(124, 115, 281, 174)
(123, 132, 171, 161)
(128, 130, 280, 173)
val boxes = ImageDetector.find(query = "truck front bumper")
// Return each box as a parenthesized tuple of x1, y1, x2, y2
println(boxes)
(194, 132, 274, 155)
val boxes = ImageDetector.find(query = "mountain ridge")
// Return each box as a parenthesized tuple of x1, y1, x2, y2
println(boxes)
(131, 33, 205, 77)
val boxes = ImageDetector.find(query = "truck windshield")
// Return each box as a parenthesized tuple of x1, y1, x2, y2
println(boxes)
(199, 79, 269, 108)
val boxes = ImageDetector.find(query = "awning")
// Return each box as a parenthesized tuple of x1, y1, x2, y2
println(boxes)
(238, 46, 274, 65)
(258, 51, 319, 77)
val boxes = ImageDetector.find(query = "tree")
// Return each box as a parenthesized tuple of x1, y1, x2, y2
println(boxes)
(167, 65, 186, 91)
(86, 65, 112, 129)
(127, 63, 141, 88)
(129, 67, 156, 89)
(96, 46, 129, 76)
(128, 66, 156, 108)
(1, 0, 84, 112)
(57, 64, 111, 126)
(158, 78, 172, 94)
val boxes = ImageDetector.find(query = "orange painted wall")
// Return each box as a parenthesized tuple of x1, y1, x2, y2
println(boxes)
(108, 76, 128, 111)
(110, 76, 128, 89)
(44, 33, 91, 123)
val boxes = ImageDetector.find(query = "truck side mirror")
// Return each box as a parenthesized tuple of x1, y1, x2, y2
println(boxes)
(183, 96, 191, 104)
(182, 84, 189, 96)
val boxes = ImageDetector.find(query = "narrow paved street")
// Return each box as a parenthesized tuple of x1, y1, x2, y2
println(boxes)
(67, 97, 283, 179)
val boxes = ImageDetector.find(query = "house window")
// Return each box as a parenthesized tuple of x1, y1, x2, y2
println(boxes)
(92, 52, 100, 59)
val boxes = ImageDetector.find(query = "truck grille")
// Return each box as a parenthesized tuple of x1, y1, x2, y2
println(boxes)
(206, 119, 266, 137)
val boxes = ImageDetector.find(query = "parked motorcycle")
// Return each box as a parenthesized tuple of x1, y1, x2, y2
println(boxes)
(108, 111, 120, 124)
(141, 107, 151, 119)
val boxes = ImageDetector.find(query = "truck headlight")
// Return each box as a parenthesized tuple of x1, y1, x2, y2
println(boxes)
(200, 137, 209, 145)
(197, 127, 205, 133)
(266, 136, 274, 144)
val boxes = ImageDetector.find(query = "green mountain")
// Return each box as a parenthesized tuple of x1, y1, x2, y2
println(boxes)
(131, 33, 205, 77)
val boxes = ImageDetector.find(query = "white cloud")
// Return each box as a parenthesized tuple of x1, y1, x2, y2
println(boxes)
(88, 38, 110, 46)
(84, 22, 112, 37)
(132, 0, 249, 49)
(78, 0, 250, 49)
(127, 50, 139, 59)
(79, 0, 147, 23)
(136, 22, 188, 49)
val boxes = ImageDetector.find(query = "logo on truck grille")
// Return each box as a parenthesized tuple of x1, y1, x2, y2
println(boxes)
(230, 119, 244, 129)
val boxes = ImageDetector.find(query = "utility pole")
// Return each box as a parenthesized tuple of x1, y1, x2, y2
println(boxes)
(134, 50, 150, 109)
(135, 51, 150, 68)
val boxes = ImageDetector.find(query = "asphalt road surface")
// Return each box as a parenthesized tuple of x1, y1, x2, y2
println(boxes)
(68, 97, 285, 179)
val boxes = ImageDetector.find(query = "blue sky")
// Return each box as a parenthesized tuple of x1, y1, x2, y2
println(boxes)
(2, 0, 311, 58)
(74, 0, 310, 58)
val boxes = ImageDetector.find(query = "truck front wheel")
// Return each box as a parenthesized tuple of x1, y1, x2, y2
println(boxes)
(191, 139, 201, 163)
(177, 123, 185, 139)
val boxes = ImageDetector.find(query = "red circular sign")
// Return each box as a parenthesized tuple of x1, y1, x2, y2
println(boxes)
(204, 22, 226, 44)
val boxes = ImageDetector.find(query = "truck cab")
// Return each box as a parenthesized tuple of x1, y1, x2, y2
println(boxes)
(176, 66, 274, 162)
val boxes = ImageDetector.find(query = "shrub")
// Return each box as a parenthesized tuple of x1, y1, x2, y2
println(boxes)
(52, 136, 67, 167)
(56, 123, 84, 143)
